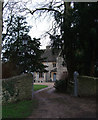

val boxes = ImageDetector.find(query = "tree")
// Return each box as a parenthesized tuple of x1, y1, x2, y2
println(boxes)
(26, 1, 98, 77)
(25, 1, 73, 77)
(2, 15, 46, 76)
(48, 2, 77, 79)
(73, 3, 98, 76)
(51, 2, 98, 77)
(3, 1, 97, 77)
(2, 0, 32, 41)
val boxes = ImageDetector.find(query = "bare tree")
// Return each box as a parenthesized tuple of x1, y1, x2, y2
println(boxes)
(2, 0, 32, 41)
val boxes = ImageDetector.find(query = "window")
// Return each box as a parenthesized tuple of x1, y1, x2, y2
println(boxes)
(39, 72, 44, 78)
(53, 63, 56, 67)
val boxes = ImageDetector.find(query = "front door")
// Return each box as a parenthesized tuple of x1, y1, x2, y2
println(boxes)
(53, 73, 56, 81)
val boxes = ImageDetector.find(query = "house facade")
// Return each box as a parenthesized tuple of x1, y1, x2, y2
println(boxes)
(33, 46, 67, 83)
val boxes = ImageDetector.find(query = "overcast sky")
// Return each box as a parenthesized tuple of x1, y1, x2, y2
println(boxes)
(3, 0, 74, 49)
(27, 12, 53, 49)
(26, 0, 61, 49)
(3, 0, 57, 49)
(3, 0, 73, 49)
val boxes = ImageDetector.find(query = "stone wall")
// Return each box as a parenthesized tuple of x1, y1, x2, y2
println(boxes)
(0, 1, 2, 119)
(2, 74, 33, 104)
(56, 56, 67, 80)
(78, 76, 97, 96)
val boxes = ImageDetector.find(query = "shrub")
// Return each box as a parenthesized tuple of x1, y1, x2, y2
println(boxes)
(54, 79, 68, 92)
(54, 71, 75, 93)
(54, 71, 69, 92)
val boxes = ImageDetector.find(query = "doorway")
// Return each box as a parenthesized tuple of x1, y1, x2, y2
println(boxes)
(53, 73, 56, 81)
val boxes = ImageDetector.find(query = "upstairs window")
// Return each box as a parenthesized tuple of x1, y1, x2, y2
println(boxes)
(53, 62, 56, 67)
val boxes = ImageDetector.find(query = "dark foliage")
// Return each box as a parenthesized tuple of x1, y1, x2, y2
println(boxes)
(2, 15, 46, 77)
(54, 79, 68, 93)
(50, 2, 98, 77)
(54, 71, 69, 92)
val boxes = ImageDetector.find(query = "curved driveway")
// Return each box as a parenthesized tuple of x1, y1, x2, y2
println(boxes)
(29, 82, 96, 118)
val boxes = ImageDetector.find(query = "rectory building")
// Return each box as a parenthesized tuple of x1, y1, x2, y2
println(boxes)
(34, 46, 67, 82)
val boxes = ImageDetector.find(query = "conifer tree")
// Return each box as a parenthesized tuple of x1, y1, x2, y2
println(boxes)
(2, 15, 46, 75)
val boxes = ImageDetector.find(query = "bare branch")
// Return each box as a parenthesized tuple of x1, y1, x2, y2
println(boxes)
(25, 7, 62, 16)
(3, 1, 8, 10)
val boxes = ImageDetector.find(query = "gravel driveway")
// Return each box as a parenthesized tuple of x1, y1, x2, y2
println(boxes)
(29, 83, 96, 118)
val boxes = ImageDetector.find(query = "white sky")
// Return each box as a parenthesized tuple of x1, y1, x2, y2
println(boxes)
(26, 0, 62, 49)
(3, 0, 57, 49)
(27, 13, 53, 49)
(3, 0, 74, 49)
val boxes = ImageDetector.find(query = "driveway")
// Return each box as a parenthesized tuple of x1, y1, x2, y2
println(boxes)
(29, 82, 96, 118)
(34, 82, 54, 87)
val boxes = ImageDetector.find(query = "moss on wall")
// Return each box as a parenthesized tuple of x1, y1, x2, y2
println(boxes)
(2, 74, 33, 104)
(78, 76, 97, 96)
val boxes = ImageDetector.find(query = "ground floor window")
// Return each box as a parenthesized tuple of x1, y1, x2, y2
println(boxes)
(39, 72, 44, 78)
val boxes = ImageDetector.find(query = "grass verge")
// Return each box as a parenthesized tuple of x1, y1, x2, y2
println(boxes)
(2, 85, 48, 118)
(2, 99, 38, 118)
(34, 84, 48, 91)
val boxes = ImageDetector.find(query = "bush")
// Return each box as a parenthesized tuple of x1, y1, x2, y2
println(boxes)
(54, 71, 69, 92)
(54, 79, 68, 92)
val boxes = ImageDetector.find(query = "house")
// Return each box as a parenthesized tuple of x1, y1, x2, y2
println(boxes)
(33, 46, 67, 83)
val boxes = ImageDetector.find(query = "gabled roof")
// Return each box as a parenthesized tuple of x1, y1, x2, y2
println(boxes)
(41, 46, 60, 62)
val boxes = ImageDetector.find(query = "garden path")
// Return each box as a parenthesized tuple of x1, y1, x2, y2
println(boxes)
(28, 82, 96, 118)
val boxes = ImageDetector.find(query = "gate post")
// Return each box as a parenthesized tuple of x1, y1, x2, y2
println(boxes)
(31, 72, 34, 98)
(73, 71, 79, 96)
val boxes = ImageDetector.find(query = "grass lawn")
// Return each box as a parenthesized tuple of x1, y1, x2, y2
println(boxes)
(2, 99, 38, 118)
(2, 84, 48, 118)
(34, 84, 48, 91)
